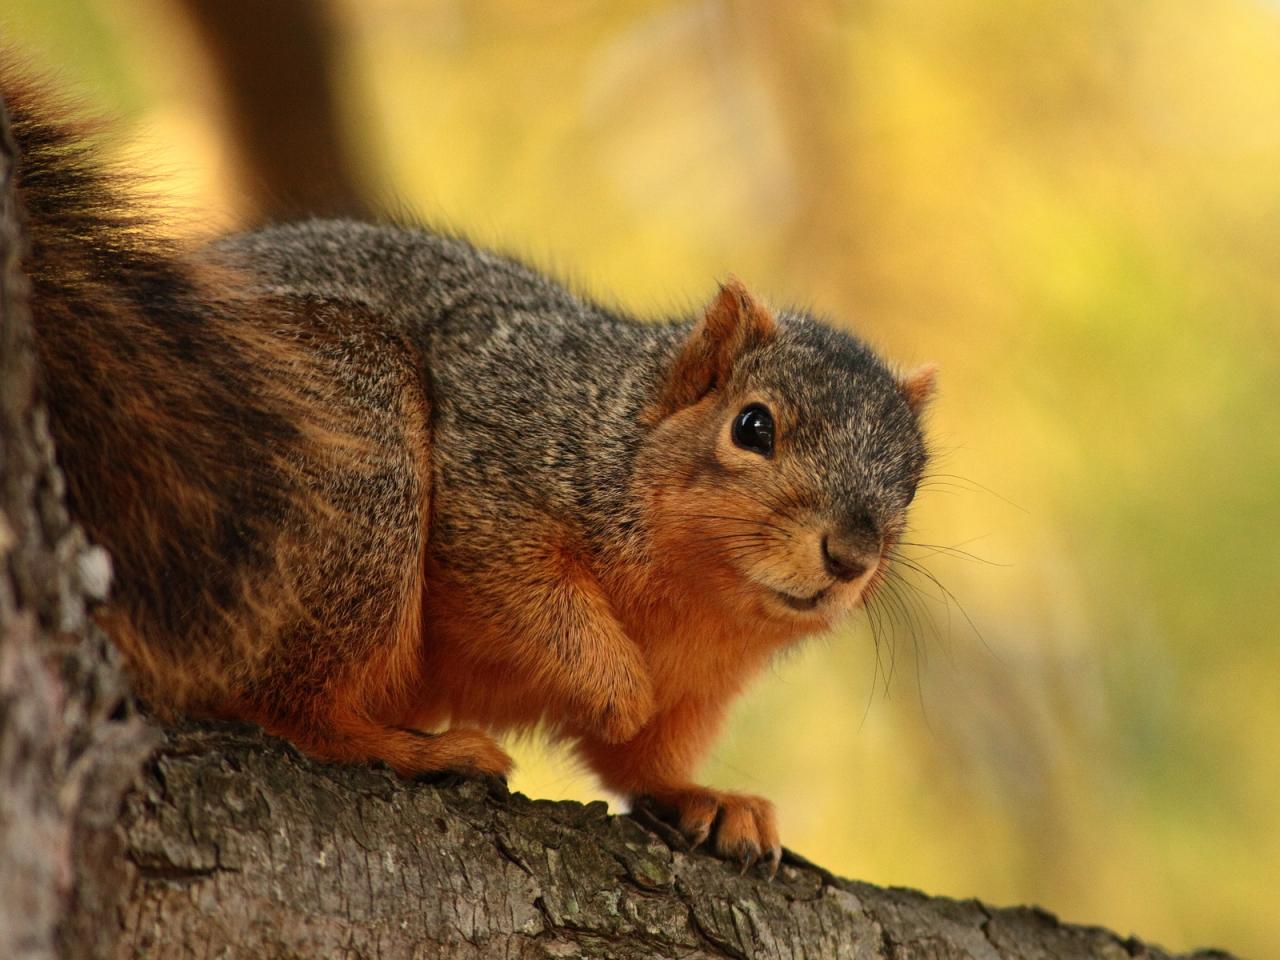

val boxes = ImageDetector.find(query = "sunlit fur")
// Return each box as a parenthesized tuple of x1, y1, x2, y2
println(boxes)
(10, 77, 932, 873)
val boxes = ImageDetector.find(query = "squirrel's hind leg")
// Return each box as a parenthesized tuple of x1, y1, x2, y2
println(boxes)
(233, 625, 512, 778)
(223, 318, 515, 779)
(278, 714, 512, 779)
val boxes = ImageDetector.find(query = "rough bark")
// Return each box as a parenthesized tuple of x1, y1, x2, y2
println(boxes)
(0, 89, 1239, 960)
(97, 722, 1231, 960)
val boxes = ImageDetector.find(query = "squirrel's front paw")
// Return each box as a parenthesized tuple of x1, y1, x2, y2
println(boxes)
(636, 787, 780, 877)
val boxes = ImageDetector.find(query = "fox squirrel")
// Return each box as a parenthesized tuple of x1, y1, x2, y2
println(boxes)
(4, 79, 934, 874)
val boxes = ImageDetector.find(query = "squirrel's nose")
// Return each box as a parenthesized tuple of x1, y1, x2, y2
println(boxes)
(821, 533, 871, 582)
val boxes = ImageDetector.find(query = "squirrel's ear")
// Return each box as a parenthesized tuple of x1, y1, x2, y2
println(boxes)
(646, 278, 777, 423)
(899, 363, 938, 416)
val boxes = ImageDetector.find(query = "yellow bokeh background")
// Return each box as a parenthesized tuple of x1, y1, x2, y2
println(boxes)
(7, 1, 1279, 955)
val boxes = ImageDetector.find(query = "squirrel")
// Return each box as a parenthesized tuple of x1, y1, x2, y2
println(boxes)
(4, 77, 935, 874)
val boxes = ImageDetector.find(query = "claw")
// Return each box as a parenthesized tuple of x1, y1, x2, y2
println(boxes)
(765, 845, 782, 880)
(638, 788, 779, 875)
(688, 823, 712, 850)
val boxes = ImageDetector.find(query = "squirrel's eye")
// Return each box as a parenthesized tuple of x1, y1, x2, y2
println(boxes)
(732, 404, 775, 456)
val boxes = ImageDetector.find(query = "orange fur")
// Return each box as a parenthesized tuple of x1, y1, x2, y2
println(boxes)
(414, 542, 655, 744)
(899, 362, 939, 415)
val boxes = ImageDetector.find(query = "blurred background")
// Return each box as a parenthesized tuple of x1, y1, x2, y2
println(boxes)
(6, 1, 1278, 954)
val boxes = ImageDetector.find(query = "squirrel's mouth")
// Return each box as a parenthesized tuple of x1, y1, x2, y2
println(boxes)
(773, 587, 828, 612)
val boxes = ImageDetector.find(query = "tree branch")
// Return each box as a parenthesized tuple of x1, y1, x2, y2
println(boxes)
(101, 723, 1233, 960)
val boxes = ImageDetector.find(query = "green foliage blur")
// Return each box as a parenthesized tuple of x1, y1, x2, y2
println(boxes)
(7, 1, 1278, 954)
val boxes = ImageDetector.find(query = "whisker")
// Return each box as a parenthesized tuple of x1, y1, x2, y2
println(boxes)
(880, 577, 925, 693)
(896, 539, 1009, 567)
(918, 472, 1028, 513)
(700, 531, 774, 544)
(887, 553, 994, 659)
(858, 596, 887, 730)
(716, 480, 806, 527)
(669, 512, 793, 535)
(886, 573, 944, 683)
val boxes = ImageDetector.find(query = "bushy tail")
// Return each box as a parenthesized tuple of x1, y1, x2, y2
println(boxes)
(3, 77, 311, 700)
(4, 77, 432, 738)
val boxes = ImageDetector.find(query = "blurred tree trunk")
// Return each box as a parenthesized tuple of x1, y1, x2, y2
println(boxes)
(734, 0, 874, 317)
(174, 0, 373, 222)
(0, 93, 1236, 960)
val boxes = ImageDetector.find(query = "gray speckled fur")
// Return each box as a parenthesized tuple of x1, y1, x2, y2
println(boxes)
(214, 220, 925, 572)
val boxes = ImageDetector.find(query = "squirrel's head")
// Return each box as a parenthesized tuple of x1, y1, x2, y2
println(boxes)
(638, 280, 935, 631)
